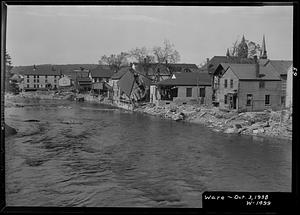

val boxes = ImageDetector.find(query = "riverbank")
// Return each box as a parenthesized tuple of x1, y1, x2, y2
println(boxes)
(5, 92, 292, 140)
(135, 103, 292, 140)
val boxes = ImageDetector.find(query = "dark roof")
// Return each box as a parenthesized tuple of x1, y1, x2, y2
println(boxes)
(11, 64, 98, 76)
(90, 65, 115, 78)
(200, 56, 255, 74)
(16, 65, 61, 76)
(77, 77, 92, 82)
(167, 63, 198, 73)
(134, 63, 199, 77)
(219, 63, 281, 81)
(267, 60, 293, 75)
(156, 72, 211, 86)
(111, 66, 130, 79)
(118, 70, 135, 97)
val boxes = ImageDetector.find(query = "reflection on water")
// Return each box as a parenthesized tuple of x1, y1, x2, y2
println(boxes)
(5, 98, 292, 207)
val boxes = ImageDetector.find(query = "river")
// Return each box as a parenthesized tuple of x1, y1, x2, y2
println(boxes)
(4, 98, 292, 207)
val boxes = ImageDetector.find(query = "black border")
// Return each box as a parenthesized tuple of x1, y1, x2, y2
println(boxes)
(1, 1, 299, 214)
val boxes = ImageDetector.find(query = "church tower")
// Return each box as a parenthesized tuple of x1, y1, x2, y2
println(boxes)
(260, 35, 267, 59)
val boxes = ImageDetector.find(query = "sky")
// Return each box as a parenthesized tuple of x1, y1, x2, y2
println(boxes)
(6, 6, 293, 66)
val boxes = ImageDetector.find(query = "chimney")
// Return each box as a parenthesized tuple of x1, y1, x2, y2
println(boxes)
(254, 55, 259, 77)
(206, 58, 210, 73)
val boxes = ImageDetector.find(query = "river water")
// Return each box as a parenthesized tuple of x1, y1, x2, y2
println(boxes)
(5, 98, 291, 207)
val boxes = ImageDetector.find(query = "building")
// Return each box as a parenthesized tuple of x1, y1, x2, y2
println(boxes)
(265, 60, 293, 107)
(214, 57, 282, 112)
(111, 66, 131, 105)
(150, 72, 212, 106)
(89, 65, 115, 97)
(58, 75, 72, 88)
(111, 66, 152, 109)
(90, 65, 115, 84)
(286, 65, 293, 108)
(76, 77, 92, 92)
(134, 61, 199, 83)
(19, 65, 61, 91)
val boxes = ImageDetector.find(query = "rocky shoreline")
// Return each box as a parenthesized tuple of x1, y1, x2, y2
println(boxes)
(5, 92, 292, 140)
(135, 103, 292, 140)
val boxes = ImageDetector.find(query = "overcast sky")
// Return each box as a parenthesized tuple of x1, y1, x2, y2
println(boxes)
(7, 6, 293, 66)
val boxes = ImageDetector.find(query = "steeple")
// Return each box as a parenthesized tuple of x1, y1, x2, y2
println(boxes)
(260, 35, 267, 59)
(226, 48, 230, 57)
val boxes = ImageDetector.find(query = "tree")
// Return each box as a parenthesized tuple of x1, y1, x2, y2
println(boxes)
(5, 52, 17, 93)
(99, 52, 129, 71)
(228, 39, 239, 57)
(237, 35, 248, 58)
(247, 41, 261, 58)
(152, 39, 180, 64)
(129, 47, 155, 64)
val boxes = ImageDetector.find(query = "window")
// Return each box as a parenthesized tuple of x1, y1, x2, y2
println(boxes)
(265, 95, 270, 106)
(246, 94, 253, 106)
(230, 79, 233, 88)
(224, 79, 227, 88)
(27, 75, 29, 78)
(27, 79, 29, 83)
(27, 84, 29, 88)
(37, 85, 39, 88)
(34, 79, 36, 83)
(259, 81, 265, 88)
(45, 75, 47, 79)
(224, 95, 228, 104)
(34, 84, 36, 88)
(34, 75, 36, 78)
(37, 79, 39, 83)
(186, 88, 192, 97)
(199, 88, 205, 97)
(37, 75, 39, 78)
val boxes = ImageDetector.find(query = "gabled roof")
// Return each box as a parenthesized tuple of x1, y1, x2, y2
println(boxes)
(219, 63, 281, 81)
(267, 60, 293, 76)
(111, 66, 131, 79)
(156, 72, 211, 86)
(90, 65, 115, 78)
(200, 56, 255, 74)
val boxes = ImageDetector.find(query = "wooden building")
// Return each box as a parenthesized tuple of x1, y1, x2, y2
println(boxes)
(150, 72, 212, 106)
(214, 57, 282, 112)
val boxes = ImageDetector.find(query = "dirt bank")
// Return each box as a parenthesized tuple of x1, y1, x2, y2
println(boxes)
(5, 92, 292, 140)
(135, 103, 292, 140)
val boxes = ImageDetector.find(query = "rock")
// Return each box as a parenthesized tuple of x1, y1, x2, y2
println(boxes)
(224, 127, 237, 134)
(172, 112, 185, 121)
(253, 128, 264, 134)
(235, 124, 242, 129)
(5, 123, 17, 136)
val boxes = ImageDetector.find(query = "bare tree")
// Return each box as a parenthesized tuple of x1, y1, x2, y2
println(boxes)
(152, 39, 180, 63)
(129, 47, 155, 64)
(99, 52, 129, 71)
(229, 39, 239, 57)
